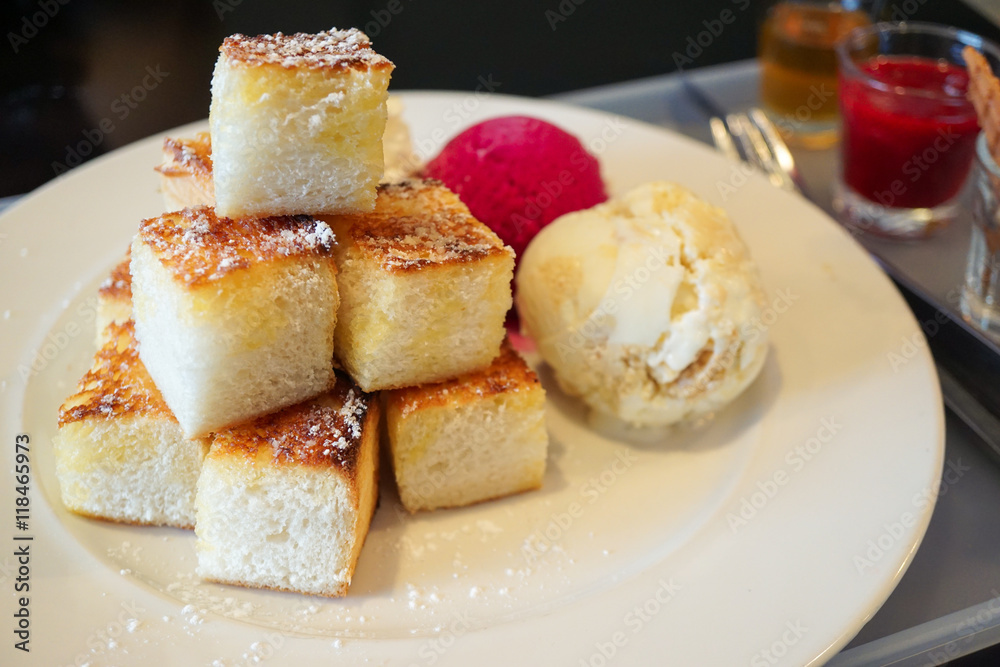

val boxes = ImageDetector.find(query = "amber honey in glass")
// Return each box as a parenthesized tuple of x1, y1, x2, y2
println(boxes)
(758, 1, 871, 148)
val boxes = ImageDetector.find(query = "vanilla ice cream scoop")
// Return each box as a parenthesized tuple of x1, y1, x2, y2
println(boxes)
(515, 181, 769, 428)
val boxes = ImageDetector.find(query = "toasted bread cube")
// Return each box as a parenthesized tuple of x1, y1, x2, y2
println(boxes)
(194, 374, 380, 597)
(156, 99, 416, 209)
(323, 179, 514, 391)
(385, 340, 548, 512)
(209, 29, 394, 218)
(53, 321, 208, 528)
(131, 206, 339, 437)
(155, 132, 214, 211)
(95, 250, 133, 346)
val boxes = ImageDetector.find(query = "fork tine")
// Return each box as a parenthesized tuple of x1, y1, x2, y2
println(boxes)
(733, 113, 788, 191)
(711, 109, 807, 198)
(747, 109, 802, 194)
(725, 113, 768, 175)
(710, 117, 741, 164)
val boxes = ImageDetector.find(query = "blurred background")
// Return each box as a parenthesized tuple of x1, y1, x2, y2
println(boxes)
(1, 0, 998, 197)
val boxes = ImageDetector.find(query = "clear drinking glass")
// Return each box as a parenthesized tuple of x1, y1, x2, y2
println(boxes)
(832, 23, 1000, 239)
(758, 0, 872, 148)
(961, 132, 1000, 341)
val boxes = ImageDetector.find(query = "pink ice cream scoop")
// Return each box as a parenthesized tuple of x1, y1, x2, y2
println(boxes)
(424, 116, 608, 260)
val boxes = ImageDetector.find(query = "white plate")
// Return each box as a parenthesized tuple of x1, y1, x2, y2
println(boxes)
(0, 92, 943, 666)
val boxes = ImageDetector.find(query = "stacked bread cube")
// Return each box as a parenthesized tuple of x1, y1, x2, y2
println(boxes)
(325, 180, 516, 391)
(55, 320, 208, 529)
(130, 207, 340, 436)
(195, 377, 381, 597)
(53, 28, 548, 598)
(384, 340, 548, 512)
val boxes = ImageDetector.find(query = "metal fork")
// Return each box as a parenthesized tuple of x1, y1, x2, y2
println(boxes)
(710, 108, 808, 197)
(679, 77, 808, 197)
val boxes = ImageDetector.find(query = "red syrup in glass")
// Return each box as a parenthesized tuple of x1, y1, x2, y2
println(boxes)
(839, 56, 980, 209)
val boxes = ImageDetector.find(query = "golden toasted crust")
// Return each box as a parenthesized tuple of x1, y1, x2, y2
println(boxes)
(388, 339, 540, 418)
(210, 373, 378, 475)
(220, 29, 393, 72)
(98, 250, 132, 304)
(372, 179, 470, 216)
(136, 206, 337, 287)
(156, 133, 213, 179)
(58, 321, 174, 426)
(324, 179, 512, 273)
(156, 133, 215, 203)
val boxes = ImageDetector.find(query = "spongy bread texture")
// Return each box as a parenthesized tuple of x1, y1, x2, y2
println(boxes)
(324, 179, 514, 391)
(130, 206, 339, 437)
(194, 375, 380, 597)
(54, 321, 208, 529)
(385, 339, 548, 512)
(156, 102, 417, 213)
(209, 28, 394, 217)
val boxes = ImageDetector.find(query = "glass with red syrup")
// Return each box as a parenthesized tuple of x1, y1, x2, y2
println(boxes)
(832, 22, 1000, 239)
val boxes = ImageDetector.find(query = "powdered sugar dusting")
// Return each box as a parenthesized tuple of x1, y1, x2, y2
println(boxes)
(341, 389, 366, 440)
(222, 29, 393, 71)
(98, 252, 132, 300)
(346, 180, 511, 272)
(377, 212, 502, 271)
(137, 206, 336, 287)
(214, 374, 374, 470)
(392, 340, 538, 418)
(304, 220, 335, 248)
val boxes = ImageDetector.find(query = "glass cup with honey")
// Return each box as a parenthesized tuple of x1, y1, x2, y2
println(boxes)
(758, 0, 872, 148)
